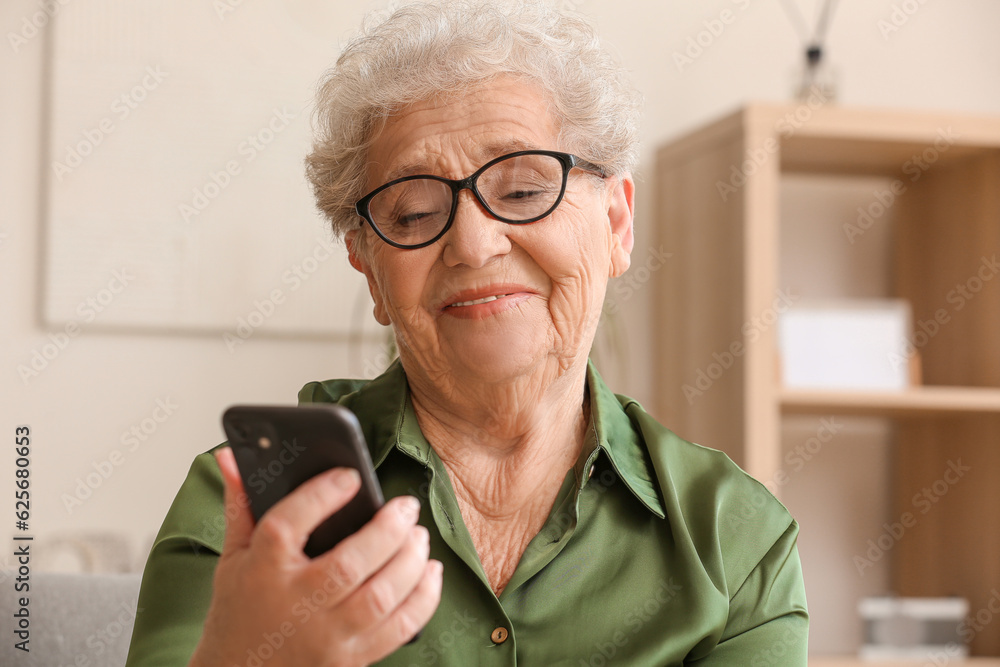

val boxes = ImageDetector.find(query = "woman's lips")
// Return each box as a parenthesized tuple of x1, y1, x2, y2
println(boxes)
(439, 285, 534, 319)
(450, 293, 512, 307)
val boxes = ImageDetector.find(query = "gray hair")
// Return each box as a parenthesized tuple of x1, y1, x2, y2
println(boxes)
(304, 0, 642, 244)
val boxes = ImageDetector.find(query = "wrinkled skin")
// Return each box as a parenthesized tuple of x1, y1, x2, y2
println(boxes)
(349, 76, 635, 594)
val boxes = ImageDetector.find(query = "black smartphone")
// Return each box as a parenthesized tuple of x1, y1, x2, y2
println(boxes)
(222, 404, 385, 558)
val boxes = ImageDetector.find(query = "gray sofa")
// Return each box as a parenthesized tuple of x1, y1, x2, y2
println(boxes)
(0, 570, 141, 667)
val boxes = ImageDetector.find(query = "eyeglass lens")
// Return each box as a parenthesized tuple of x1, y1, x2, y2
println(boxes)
(367, 153, 565, 246)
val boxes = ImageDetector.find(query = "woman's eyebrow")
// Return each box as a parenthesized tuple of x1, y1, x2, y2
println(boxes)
(476, 138, 538, 161)
(382, 161, 434, 182)
(381, 139, 540, 182)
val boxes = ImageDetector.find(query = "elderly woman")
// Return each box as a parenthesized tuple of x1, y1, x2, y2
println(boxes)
(126, 2, 807, 665)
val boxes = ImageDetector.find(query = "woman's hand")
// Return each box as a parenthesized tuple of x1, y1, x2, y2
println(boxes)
(188, 447, 443, 667)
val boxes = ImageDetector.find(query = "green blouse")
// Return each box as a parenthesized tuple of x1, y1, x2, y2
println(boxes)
(125, 361, 808, 666)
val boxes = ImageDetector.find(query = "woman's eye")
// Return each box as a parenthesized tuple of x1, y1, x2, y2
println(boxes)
(502, 188, 545, 200)
(395, 210, 436, 227)
(499, 180, 556, 201)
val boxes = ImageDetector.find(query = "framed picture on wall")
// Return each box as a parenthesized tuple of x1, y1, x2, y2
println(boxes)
(42, 0, 369, 340)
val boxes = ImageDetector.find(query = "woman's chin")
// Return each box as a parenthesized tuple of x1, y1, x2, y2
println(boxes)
(444, 338, 547, 386)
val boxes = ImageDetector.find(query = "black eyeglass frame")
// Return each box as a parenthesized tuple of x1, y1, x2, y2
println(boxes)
(354, 149, 607, 249)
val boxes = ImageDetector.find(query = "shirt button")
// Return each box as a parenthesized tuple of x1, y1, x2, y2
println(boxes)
(491, 626, 509, 644)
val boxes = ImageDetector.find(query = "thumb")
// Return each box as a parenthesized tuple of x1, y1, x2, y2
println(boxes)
(214, 447, 254, 554)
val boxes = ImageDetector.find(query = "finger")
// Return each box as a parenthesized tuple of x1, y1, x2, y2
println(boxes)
(215, 447, 254, 553)
(252, 467, 361, 558)
(359, 559, 444, 665)
(310, 495, 421, 599)
(337, 525, 431, 635)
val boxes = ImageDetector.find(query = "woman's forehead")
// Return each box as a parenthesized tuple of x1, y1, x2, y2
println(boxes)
(366, 79, 561, 183)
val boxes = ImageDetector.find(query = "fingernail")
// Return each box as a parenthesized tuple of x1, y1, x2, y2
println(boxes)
(431, 560, 443, 578)
(331, 468, 360, 490)
(398, 496, 421, 523)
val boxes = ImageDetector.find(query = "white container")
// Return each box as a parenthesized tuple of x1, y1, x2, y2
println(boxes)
(858, 596, 969, 660)
(778, 300, 912, 390)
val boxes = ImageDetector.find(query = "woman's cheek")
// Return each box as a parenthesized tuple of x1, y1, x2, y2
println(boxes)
(547, 271, 600, 352)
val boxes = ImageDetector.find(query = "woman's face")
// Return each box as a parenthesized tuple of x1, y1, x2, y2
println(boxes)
(348, 77, 634, 389)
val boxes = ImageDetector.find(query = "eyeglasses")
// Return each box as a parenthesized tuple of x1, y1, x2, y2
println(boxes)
(355, 150, 606, 249)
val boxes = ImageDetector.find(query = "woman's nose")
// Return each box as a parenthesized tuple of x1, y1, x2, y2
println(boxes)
(440, 190, 512, 268)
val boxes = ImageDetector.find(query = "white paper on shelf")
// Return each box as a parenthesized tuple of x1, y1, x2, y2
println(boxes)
(778, 300, 912, 390)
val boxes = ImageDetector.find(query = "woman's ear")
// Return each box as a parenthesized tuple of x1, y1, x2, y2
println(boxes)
(346, 229, 366, 274)
(607, 174, 635, 278)
(346, 230, 391, 326)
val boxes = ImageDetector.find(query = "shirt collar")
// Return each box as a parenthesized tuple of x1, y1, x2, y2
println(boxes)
(583, 360, 666, 518)
(298, 358, 665, 518)
(297, 361, 408, 468)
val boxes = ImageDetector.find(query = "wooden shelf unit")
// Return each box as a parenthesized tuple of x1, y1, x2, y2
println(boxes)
(653, 104, 1000, 656)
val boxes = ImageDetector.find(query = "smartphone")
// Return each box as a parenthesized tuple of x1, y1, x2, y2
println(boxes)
(222, 404, 385, 558)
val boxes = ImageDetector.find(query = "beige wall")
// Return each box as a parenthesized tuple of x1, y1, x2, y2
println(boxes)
(2, 0, 998, 655)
